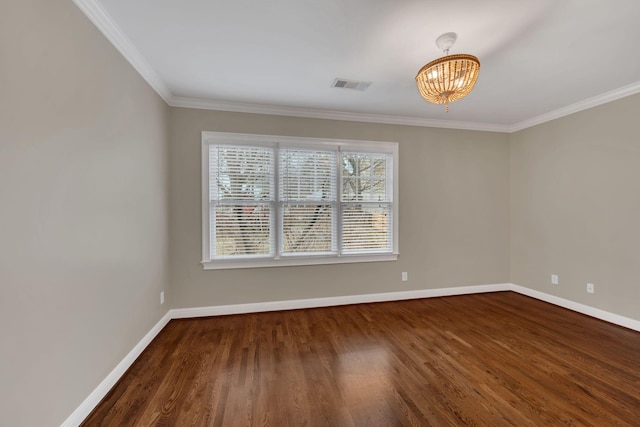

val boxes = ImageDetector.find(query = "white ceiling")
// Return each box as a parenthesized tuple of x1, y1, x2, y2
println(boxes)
(76, 0, 640, 132)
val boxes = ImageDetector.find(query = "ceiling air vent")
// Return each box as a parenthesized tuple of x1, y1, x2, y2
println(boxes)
(331, 78, 371, 91)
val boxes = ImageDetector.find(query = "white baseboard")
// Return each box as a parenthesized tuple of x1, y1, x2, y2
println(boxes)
(170, 283, 512, 319)
(511, 284, 640, 332)
(62, 282, 640, 426)
(61, 310, 172, 427)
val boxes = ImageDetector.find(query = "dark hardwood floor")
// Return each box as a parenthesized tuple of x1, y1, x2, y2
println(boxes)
(82, 292, 640, 426)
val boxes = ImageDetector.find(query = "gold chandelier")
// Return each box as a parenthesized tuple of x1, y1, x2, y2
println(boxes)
(416, 32, 480, 112)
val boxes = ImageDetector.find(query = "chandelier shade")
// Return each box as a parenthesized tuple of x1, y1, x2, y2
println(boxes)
(415, 33, 480, 112)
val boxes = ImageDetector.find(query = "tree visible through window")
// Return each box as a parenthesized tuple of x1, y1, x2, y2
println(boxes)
(280, 148, 336, 255)
(210, 145, 273, 257)
(202, 133, 398, 268)
(341, 152, 392, 253)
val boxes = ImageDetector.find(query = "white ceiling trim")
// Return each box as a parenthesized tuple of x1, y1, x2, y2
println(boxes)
(509, 81, 640, 133)
(72, 0, 173, 103)
(73, 0, 640, 134)
(170, 96, 511, 133)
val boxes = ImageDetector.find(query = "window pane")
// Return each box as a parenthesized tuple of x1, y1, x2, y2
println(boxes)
(281, 204, 336, 255)
(342, 153, 391, 202)
(212, 204, 272, 257)
(280, 149, 336, 201)
(342, 204, 392, 253)
(210, 145, 274, 201)
(203, 133, 397, 266)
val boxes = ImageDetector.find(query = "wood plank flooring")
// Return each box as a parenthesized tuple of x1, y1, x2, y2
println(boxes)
(82, 292, 640, 426)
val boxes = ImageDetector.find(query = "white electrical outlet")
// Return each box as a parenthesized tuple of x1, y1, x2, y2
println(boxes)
(160, 291, 165, 304)
(551, 274, 559, 285)
(587, 283, 595, 294)
(401, 272, 408, 282)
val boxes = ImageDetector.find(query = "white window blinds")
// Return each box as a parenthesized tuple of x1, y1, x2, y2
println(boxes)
(341, 152, 393, 253)
(279, 148, 337, 256)
(209, 144, 275, 258)
(202, 132, 398, 269)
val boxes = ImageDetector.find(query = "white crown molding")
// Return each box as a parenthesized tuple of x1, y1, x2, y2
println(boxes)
(165, 82, 640, 134)
(60, 310, 172, 427)
(72, 0, 173, 103)
(509, 81, 640, 132)
(170, 96, 512, 133)
(72, 1, 640, 133)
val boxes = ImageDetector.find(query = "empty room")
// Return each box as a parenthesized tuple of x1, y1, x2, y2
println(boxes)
(2, 0, 640, 426)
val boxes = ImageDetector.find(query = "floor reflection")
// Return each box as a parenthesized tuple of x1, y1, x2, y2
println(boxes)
(336, 346, 394, 423)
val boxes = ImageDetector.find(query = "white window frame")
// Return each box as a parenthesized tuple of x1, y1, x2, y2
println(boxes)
(201, 132, 399, 269)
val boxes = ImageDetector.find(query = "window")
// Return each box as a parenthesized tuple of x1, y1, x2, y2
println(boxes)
(202, 132, 398, 269)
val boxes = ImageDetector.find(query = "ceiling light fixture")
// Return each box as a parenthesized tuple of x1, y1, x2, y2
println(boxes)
(415, 32, 480, 112)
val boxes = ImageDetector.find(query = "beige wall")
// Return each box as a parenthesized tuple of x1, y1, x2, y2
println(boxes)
(0, 1, 170, 426)
(169, 108, 511, 308)
(510, 93, 640, 320)
(5, 1, 639, 424)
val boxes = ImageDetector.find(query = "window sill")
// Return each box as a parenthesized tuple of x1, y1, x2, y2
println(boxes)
(201, 253, 399, 270)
